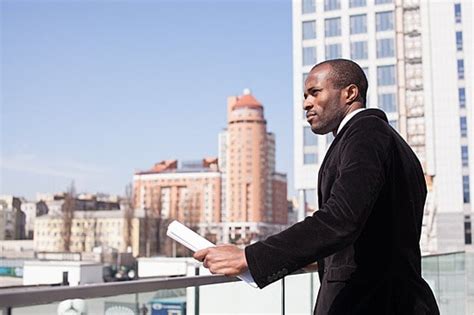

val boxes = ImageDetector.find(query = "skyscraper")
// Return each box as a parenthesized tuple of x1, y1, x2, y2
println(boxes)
(215, 89, 288, 244)
(225, 89, 272, 223)
(292, 0, 472, 253)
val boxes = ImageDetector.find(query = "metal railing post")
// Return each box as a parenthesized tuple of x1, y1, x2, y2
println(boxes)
(281, 277, 285, 315)
(195, 266, 200, 315)
(310, 272, 314, 315)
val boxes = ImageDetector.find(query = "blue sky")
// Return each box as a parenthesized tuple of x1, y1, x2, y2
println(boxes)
(1, 0, 295, 200)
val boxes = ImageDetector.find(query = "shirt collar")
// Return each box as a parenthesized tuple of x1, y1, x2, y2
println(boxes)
(336, 108, 367, 135)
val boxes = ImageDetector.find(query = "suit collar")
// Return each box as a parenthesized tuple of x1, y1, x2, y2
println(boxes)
(336, 108, 388, 138)
(318, 109, 388, 185)
(336, 108, 367, 135)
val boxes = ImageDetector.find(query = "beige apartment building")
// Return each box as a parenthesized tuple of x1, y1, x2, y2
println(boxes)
(133, 158, 222, 227)
(33, 209, 159, 257)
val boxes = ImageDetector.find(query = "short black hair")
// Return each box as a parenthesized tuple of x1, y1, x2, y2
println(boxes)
(311, 59, 368, 106)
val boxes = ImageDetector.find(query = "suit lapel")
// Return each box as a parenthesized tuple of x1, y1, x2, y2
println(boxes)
(317, 109, 388, 191)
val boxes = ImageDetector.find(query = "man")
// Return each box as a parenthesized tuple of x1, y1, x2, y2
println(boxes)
(194, 59, 439, 314)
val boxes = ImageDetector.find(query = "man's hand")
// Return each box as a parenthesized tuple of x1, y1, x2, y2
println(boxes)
(193, 244, 248, 276)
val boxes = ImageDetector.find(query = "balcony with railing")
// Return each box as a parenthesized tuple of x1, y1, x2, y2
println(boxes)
(1, 251, 473, 315)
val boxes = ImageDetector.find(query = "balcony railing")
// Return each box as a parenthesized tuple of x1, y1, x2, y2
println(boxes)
(1, 251, 473, 314)
(0, 269, 319, 315)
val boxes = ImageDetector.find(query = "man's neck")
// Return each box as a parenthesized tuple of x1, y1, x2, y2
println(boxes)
(334, 104, 366, 136)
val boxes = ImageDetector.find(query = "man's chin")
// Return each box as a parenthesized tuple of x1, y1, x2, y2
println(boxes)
(310, 125, 329, 135)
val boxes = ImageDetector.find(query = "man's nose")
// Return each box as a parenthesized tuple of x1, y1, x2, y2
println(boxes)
(303, 98, 313, 111)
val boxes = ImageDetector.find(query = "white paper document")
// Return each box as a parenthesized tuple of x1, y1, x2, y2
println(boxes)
(167, 220, 257, 288)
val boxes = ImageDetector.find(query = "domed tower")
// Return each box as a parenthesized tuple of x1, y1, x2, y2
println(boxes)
(225, 89, 273, 223)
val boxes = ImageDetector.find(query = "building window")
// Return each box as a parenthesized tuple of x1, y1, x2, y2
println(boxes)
(351, 41, 368, 60)
(304, 153, 318, 164)
(456, 31, 463, 51)
(303, 21, 316, 40)
(459, 88, 466, 108)
(302, 72, 309, 93)
(462, 146, 469, 167)
(376, 38, 395, 58)
(375, 0, 392, 3)
(304, 126, 317, 146)
(377, 65, 396, 86)
(376, 11, 394, 32)
(463, 175, 470, 203)
(378, 93, 397, 113)
(458, 59, 465, 79)
(349, 0, 366, 8)
(460, 116, 468, 137)
(350, 14, 367, 34)
(303, 47, 317, 66)
(304, 189, 317, 210)
(455, 3, 462, 23)
(325, 18, 341, 37)
(325, 43, 342, 60)
(302, 0, 316, 14)
(324, 0, 340, 11)
(362, 67, 369, 81)
(465, 218, 472, 245)
(327, 133, 335, 144)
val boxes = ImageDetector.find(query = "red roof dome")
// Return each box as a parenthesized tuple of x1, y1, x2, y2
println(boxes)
(233, 94, 262, 109)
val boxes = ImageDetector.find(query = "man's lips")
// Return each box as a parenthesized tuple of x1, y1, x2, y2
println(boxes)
(306, 113, 317, 122)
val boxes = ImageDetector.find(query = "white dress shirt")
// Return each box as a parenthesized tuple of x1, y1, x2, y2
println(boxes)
(336, 108, 367, 135)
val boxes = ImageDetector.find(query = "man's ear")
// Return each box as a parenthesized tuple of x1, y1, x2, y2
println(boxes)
(345, 84, 359, 104)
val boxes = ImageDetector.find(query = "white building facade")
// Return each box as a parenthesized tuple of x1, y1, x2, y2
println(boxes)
(292, 0, 473, 254)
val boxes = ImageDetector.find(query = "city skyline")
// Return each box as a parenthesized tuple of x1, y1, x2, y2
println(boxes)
(1, 0, 295, 200)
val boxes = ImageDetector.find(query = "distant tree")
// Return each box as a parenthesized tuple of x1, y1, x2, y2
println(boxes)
(172, 183, 201, 257)
(184, 183, 201, 230)
(123, 183, 135, 251)
(61, 181, 76, 252)
(144, 185, 162, 257)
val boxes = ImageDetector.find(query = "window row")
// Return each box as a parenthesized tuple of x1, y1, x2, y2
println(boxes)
(456, 31, 463, 51)
(301, 63, 395, 87)
(302, 12, 394, 40)
(378, 93, 397, 113)
(304, 126, 318, 146)
(458, 59, 464, 80)
(303, 38, 395, 65)
(455, 3, 462, 23)
(302, 0, 392, 14)
(304, 153, 318, 165)
(459, 88, 466, 108)
(461, 146, 469, 167)
(465, 219, 472, 245)
(463, 175, 470, 204)
(460, 116, 468, 138)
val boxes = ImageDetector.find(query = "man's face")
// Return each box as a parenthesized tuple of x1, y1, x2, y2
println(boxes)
(303, 65, 347, 135)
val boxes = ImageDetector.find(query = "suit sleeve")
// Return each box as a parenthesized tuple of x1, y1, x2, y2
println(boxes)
(245, 117, 393, 288)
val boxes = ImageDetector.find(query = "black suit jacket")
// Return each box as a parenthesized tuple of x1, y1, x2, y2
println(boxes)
(245, 109, 439, 314)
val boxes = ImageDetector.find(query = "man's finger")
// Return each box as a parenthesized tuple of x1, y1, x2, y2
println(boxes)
(193, 248, 210, 261)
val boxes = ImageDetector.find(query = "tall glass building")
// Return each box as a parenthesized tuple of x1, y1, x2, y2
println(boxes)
(292, 0, 473, 254)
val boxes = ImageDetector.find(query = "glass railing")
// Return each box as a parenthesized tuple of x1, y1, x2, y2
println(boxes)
(422, 251, 474, 315)
(2, 251, 474, 315)
(0, 270, 320, 315)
